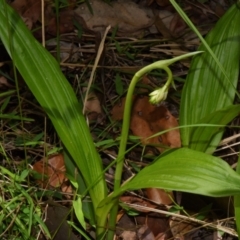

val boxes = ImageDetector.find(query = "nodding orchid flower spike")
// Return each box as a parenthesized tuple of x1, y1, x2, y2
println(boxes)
(149, 84, 168, 104)
(148, 51, 203, 105)
(149, 65, 173, 104)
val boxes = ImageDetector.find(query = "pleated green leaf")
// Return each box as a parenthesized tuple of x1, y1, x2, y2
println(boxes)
(0, 2, 107, 215)
(180, 3, 240, 150)
(123, 148, 240, 196)
(189, 104, 240, 153)
(100, 148, 240, 206)
(234, 154, 240, 237)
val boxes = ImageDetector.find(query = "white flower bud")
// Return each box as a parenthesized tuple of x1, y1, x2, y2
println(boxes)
(149, 84, 168, 104)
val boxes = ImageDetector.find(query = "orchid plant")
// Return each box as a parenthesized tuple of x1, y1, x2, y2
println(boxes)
(0, 0, 240, 239)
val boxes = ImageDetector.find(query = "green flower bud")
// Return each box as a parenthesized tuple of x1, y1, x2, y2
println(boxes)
(149, 84, 168, 104)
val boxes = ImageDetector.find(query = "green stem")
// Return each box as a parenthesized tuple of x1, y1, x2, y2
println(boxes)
(105, 51, 202, 240)
(164, 67, 173, 88)
(114, 65, 172, 190)
(114, 52, 203, 185)
(96, 201, 116, 239)
(107, 65, 172, 239)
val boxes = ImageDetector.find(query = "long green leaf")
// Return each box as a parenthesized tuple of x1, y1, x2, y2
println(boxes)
(179, 3, 240, 149)
(235, 154, 240, 237)
(98, 148, 240, 214)
(189, 104, 240, 153)
(123, 148, 240, 196)
(0, 2, 107, 216)
(100, 148, 240, 208)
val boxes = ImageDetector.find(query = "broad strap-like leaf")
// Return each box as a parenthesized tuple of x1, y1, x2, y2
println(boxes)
(99, 148, 240, 214)
(99, 148, 240, 207)
(234, 154, 240, 237)
(122, 148, 240, 196)
(0, 2, 107, 214)
(189, 104, 240, 153)
(180, 3, 240, 149)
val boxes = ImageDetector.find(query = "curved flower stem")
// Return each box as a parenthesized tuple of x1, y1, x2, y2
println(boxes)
(114, 65, 172, 190)
(107, 65, 173, 240)
(149, 66, 173, 104)
(164, 66, 173, 88)
(106, 51, 203, 240)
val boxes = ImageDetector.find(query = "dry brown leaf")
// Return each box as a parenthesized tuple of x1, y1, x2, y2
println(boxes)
(137, 212, 171, 238)
(169, 216, 196, 240)
(46, 40, 81, 63)
(44, 205, 79, 240)
(0, 76, 12, 87)
(46, 10, 75, 36)
(155, 11, 173, 38)
(146, 0, 155, 6)
(21, 16, 33, 30)
(33, 154, 71, 193)
(120, 195, 172, 238)
(155, 0, 170, 7)
(210, 1, 225, 17)
(137, 225, 155, 240)
(75, 0, 154, 36)
(157, 10, 186, 38)
(11, 0, 42, 30)
(112, 95, 181, 152)
(146, 188, 173, 205)
(145, 0, 170, 7)
(22, 0, 42, 24)
(11, 0, 74, 35)
(155, 232, 167, 240)
(169, 13, 187, 36)
(84, 91, 103, 122)
(10, 0, 28, 15)
(116, 209, 125, 222)
(120, 231, 137, 240)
